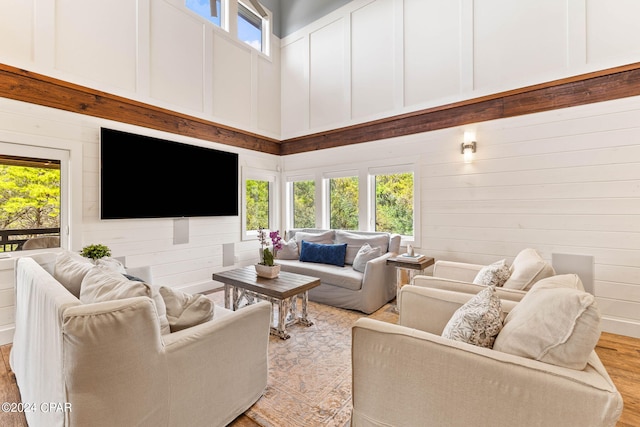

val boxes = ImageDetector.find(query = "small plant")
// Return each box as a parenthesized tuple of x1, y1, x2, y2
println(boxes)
(258, 227, 282, 267)
(80, 244, 111, 260)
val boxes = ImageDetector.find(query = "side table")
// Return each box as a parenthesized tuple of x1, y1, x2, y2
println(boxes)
(386, 256, 435, 312)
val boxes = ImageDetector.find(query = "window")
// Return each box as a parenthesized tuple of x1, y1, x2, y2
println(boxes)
(0, 154, 62, 252)
(373, 171, 414, 237)
(186, 0, 222, 27)
(291, 179, 315, 228)
(238, 2, 262, 51)
(328, 176, 359, 230)
(242, 168, 277, 240)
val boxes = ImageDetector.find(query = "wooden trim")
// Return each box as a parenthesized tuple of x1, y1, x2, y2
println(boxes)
(280, 62, 640, 155)
(0, 64, 281, 155)
(2, 62, 640, 156)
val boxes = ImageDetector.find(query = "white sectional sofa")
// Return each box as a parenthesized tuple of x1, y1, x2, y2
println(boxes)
(11, 252, 271, 427)
(276, 229, 401, 314)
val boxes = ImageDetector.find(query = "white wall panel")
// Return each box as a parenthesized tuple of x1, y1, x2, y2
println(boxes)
(403, 0, 461, 107)
(258, 47, 281, 134)
(309, 19, 348, 128)
(473, 0, 568, 91)
(212, 33, 252, 128)
(0, 0, 33, 63)
(149, 1, 205, 112)
(351, 0, 395, 119)
(585, 0, 640, 65)
(55, 0, 137, 92)
(281, 37, 308, 136)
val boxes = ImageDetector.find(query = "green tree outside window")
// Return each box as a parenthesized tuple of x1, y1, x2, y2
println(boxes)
(375, 172, 413, 235)
(293, 180, 315, 228)
(245, 179, 269, 231)
(330, 176, 358, 230)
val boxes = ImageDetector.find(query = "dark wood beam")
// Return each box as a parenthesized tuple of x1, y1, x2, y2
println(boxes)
(0, 63, 281, 155)
(280, 63, 640, 155)
(2, 62, 640, 157)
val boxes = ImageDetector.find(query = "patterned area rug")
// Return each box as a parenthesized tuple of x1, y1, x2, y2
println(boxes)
(207, 291, 398, 427)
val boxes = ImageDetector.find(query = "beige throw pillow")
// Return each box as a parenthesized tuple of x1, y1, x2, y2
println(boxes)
(473, 259, 511, 287)
(442, 286, 503, 348)
(80, 266, 171, 335)
(294, 230, 335, 245)
(502, 248, 555, 290)
(335, 230, 389, 265)
(352, 243, 382, 273)
(159, 287, 214, 332)
(493, 277, 601, 370)
(53, 251, 94, 298)
(276, 239, 299, 260)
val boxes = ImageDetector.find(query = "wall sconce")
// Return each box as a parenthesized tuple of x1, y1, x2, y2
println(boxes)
(461, 131, 476, 163)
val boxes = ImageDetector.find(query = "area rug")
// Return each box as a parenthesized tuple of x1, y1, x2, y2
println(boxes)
(207, 291, 398, 427)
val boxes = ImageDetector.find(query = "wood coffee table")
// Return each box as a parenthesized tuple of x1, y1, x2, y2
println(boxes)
(212, 266, 321, 339)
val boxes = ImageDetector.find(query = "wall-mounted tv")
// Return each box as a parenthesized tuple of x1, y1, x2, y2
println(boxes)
(100, 127, 238, 219)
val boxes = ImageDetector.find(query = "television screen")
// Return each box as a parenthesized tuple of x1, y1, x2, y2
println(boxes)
(100, 128, 239, 219)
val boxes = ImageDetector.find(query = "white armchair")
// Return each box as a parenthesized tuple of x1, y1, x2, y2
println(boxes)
(412, 248, 557, 302)
(351, 283, 623, 427)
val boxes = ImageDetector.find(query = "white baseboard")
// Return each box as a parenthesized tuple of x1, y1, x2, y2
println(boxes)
(0, 325, 15, 346)
(601, 316, 640, 339)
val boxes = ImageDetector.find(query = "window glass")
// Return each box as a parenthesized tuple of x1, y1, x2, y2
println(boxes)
(0, 155, 61, 252)
(245, 179, 269, 231)
(186, 0, 222, 27)
(375, 172, 414, 236)
(292, 180, 315, 228)
(329, 176, 358, 230)
(238, 2, 262, 51)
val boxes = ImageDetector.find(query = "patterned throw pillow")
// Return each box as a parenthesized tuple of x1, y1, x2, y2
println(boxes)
(473, 259, 511, 287)
(442, 286, 503, 348)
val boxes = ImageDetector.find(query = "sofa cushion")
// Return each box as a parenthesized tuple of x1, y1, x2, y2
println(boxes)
(442, 286, 503, 348)
(159, 286, 214, 332)
(493, 275, 601, 370)
(278, 259, 364, 291)
(294, 230, 335, 245)
(95, 257, 127, 274)
(352, 243, 382, 273)
(53, 251, 94, 298)
(473, 259, 511, 287)
(276, 238, 299, 260)
(335, 230, 389, 265)
(80, 266, 171, 335)
(299, 241, 348, 267)
(503, 248, 555, 291)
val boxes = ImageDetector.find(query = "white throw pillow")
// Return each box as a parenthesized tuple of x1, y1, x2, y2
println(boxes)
(493, 275, 601, 370)
(352, 243, 382, 273)
(159, 286, 214, 332)
(53, 251, 94, 298)
(95, 257, 127, 274)
(276, 239, 299, 260)
(473, 259, 511, 287)
(294, 230, 335, 245)
(80, 266, 171, 335)
(503, 248, 555, 290)
(442, 286, 503, 348)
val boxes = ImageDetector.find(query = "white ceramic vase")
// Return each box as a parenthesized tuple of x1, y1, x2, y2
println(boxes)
(255, 263, 280, 279)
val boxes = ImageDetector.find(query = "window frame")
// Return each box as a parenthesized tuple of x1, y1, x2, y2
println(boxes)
(368, 164, 418, 245)
(242, 167, 278, 241)
(285, 174, 318, 230)
(323, 170, 360, 231)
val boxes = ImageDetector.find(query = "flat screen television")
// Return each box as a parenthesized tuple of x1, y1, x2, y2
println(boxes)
(100, 127, 238, 219)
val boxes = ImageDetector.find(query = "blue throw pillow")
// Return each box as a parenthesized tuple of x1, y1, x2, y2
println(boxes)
(299, 241, 347, 267)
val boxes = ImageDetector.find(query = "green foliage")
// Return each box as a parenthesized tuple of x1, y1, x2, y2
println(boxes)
(330, 176, 359, 230)
(245, 179, 270, 231)
(293, 180, 315, 228)
(80, 244, 111, 260)
(375, 172, 413, 235)
(0, 165, 60, 230)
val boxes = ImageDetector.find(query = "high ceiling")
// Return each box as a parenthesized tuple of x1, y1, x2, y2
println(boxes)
(263, 0, 353, 38)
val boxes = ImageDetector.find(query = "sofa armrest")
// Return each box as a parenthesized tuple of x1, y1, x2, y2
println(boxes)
(162, 301, 271, 426)
(412, 275, 528, 302)
(62, 297, 169, 426)
(432, 260, 484, 282)
(352, 318, 623, 427)
(398, 285, 518, 335)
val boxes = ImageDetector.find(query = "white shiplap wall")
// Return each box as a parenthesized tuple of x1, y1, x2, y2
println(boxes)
(282, 96, 640, 338)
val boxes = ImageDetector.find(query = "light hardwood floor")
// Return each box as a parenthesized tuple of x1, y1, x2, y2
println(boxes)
(0, 332, 637, 426)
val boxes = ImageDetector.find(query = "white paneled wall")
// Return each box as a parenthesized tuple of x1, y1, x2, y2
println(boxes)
(281, 0, 640, 139)
(282, 96, 640, 338)
(0, 0, 280, 138)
